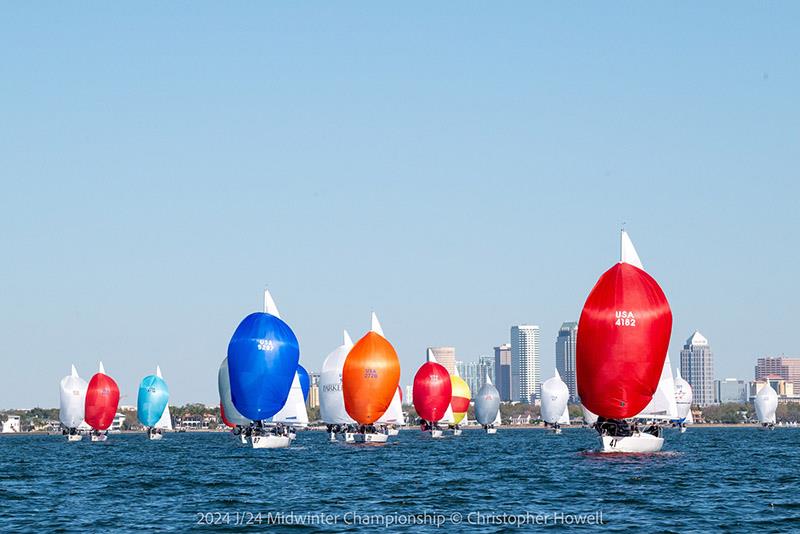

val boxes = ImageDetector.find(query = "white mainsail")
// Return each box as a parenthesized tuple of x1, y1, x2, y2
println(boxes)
(59, 365, 88, 429)
(674, 367, 693, 421)
(442, 402, 455, 425)
(620, 229, 644, 269)
(152, 365, 172, 430)
(541, 370, 570, 424)
(270, 371, 309, 428)
(634, 354, 678, 420)
(320, 331, 357, 425)
(755, 381, 778, 424)
(377, 387, 405, 425)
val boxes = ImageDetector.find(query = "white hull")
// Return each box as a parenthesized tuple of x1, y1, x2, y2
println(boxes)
(679, 426, 687, 434)
(67, 434, 83, 442)
(553, 427, 562, 435)
(90, 433, 107, 442)
(429, 429, 444, 439)
(149, 432, 164, 441)
(386, 428, 399, 436)
(486, 428, 497, 434)
(251, 435, 291, 449)
(329, 432, 337, 442)
(344, 432, 355, 443)
(601, 433, 663, 453)
(353, 432, 388, 443)
(239, 434, 248, 445)
(452, 429, 462, 436)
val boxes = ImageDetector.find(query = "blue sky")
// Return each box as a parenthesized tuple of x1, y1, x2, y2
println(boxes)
(1, 3, 798, 407)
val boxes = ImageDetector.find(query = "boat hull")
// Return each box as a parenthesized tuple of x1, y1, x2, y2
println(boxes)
(452, 429, 462, 436)
(329, 432, 337, 442)
(386, 428, 399, 436)
(486, 428, 497, 434)
(90, 433, 107, 442)
(67, 434, 82, 442)
(353, 432, 388, 443)
(344, 432, 355, 443)
(429, 429, 444, 439)
(600, 433, 663, 453)
(148, 432, 164, 441)
(251, 435, 291, 449)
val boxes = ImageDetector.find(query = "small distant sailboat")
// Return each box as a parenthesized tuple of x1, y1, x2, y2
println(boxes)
(218, 357, 251, 444)
(577, 230, 673, 453)
(227, 289, 300, 449)
(413, 349, 453, 439)
(673, 367, 693, 433)
(85, 362, 120, 442)
(59, 365, 88, 442)
(320, 331, 357, 442)
(755, 380, 778, 430)
(450, 367, 471, 436)
(342, 313, 401, 443)
(541, 370, 570, 434)
(475, 373, 501, 434)
(137, 366, 170, 440)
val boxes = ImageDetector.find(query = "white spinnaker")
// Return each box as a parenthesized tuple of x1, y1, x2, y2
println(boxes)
(540, 370, 570, 424)
(377, 387, 405, 425)
(59, 365, 87, 429)
(674, 367, 693, 420)
(755, 382, 778, 424)
(320, 331, 356, 425)
(270, 372, 309, 428)
(634, 354, 678, 420)
(218, 357, 250, 426)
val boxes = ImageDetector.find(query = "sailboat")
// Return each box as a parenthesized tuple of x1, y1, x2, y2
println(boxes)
(633, 355, 678, 431)
(413, 349, 452, 438)
(59, 365, 88, 442)
(227, 289, 300, 449)
(153, 367, 173, 435)
(342, 313, 401, 443)
(137, 366, 170, 440)
(376, 386, 405, 436)
(755, 380, 778, 430)
(576, 230, 673, 453)
(541, 370, 570, 434)
(450, 367, 471, 436)
(320, 331, 357, 441)
(475, 373, 501, 434)
(218, 357, 251, 444)
(84, 362, 120, 442)
(673, 367, 693, 433)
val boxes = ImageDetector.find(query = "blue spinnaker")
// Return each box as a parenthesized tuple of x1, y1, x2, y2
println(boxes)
(297, 364, 310, 402)
(227, 312, 300, 421)
(137, 375, 169, 427)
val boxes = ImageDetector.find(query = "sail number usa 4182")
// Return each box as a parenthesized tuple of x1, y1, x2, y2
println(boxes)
(614, 311, 636, 327)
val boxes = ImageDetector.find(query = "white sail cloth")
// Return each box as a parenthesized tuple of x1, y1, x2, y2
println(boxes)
(319, 331, 357, 425)
(541, 370, 570, 424)
(376, 387, 405, 425)
(270, 372, 309, 428)
(218, 357, 251, 426)
(674, 367, 693, 420)
(755, 382, 778, 424)
(634, 354, 678, 420)
(59, 365, 87, 428)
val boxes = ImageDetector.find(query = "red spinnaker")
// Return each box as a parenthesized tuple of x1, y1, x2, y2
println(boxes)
(84, 373, 120, 430)
(413, 362, 452, 423)
(576, 262, 672, 419)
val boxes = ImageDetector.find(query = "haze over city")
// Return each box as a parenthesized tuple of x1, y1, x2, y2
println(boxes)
(2, 4, 798, 408)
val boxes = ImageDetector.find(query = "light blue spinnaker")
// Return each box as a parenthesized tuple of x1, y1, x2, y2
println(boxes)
(137, 374, 169, 427)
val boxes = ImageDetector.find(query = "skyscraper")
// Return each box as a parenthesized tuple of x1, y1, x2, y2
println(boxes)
(511, 325, 541, 403)
(755, 357, 800, 393)
(478, 354, 495, 388)
(428, 346, 456, 375)
(680, 331, 715, 407)
(494, 344, 512, 402)
(555, 321, 579, 401)
(456, 360, 479, 398)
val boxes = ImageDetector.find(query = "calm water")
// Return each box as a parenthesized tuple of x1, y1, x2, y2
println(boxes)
(1, 427, 798, 532)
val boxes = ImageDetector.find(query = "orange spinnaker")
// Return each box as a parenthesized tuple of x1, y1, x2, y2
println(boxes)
(342, 331, 401, 425)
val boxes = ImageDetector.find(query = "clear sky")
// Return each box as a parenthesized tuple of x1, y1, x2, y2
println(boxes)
(1, 3, 798, 408)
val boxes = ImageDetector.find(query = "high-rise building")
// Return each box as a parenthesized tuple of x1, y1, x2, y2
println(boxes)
(511, 325, 541, 403)
(714, 378, 748, 404)
(428, 347, 456, 375)
(680, 331, 715, 407)
(478, 354, 495, 387)
(555, 321, 579, 401)
(457, 356, 496, 399)
(755, 357, 800, 394)
(494, 344, 512, 402)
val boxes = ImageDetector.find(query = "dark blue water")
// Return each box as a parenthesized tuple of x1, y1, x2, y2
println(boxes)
(1, 428, 798, 532)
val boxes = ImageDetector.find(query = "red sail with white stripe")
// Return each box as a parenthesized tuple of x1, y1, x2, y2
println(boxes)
(576, 231, 672, 419)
